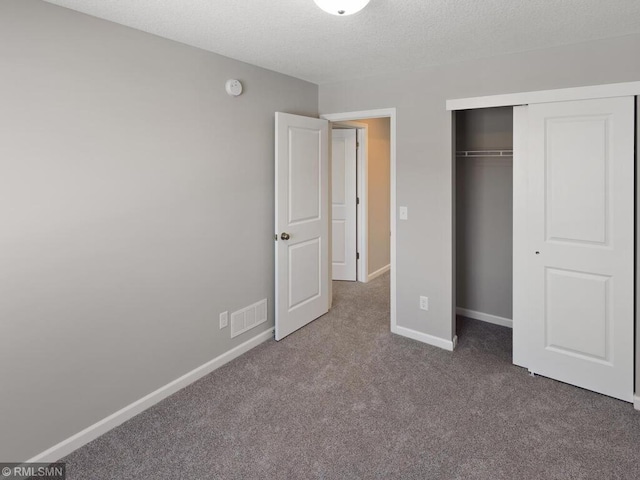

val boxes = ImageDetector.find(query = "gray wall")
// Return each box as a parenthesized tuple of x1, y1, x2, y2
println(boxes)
(456, 108, 513, 319)
(456, 108, 513, 152)
(319, 33, 640, 350)
(360, 118, 391, 275)
(0, 0, 317, 461)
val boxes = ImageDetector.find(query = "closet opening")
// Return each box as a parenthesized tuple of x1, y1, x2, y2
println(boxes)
(454, 106, 514, 353)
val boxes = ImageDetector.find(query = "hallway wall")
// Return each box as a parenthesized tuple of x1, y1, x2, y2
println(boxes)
(360, 118, 391, 276)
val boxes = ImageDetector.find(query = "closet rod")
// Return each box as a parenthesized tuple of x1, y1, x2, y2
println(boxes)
(456, 149, 513, 158)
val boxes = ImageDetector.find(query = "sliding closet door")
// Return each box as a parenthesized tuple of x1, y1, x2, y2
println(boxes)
(514, 97, 635, 402)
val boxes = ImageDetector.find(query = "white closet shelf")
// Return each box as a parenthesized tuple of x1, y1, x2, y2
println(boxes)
(456, 149, 513, 157)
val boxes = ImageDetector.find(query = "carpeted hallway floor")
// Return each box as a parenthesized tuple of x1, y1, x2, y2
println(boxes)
(63, 273, 640, 479)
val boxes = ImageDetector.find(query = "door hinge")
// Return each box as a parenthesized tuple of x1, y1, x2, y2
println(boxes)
(357, 252, 360, 260)
(356, 142, 360, 148)
(356, 197, 360, 205)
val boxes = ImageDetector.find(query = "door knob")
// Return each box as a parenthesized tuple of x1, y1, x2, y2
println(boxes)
(281, 232, 291, 240)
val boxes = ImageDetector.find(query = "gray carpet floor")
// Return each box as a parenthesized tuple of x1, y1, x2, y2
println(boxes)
(62, 273, 640, 479)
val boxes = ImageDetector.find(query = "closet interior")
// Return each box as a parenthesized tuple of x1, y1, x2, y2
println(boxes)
(455, 107, 514, 337)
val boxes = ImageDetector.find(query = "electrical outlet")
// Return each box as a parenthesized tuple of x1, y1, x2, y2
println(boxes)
(219, 311, 228, 329)
(419, 296, 429, 311)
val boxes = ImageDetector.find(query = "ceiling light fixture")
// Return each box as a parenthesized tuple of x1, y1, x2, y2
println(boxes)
(314, 0, 370, 16)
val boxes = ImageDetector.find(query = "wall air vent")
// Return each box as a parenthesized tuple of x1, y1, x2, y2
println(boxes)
(230, 299, 268, 338)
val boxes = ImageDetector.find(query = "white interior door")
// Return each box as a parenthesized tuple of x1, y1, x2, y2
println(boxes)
(331, 129, 357, 281)
(513, 97, 635, 402)
(275, 112, 329, 341)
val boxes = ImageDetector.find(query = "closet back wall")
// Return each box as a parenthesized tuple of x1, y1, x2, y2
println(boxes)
(456, 107, 513, 321)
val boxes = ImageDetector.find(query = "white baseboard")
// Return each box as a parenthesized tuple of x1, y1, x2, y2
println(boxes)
(456, 307, 513, 328)
(392, 324, 456, 351)
(634, 395, 640, 411)
(367, 264, 390, 282)
(27, 327, 274, 464)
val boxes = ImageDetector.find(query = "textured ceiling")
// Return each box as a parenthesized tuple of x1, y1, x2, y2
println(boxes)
(43, 0, 640, 84)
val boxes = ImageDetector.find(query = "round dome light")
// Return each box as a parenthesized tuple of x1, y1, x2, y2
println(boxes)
(313, 0, 371, 16)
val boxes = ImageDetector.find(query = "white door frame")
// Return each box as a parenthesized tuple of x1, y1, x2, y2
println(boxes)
(332, 121, 369, 283)
(321, 109, 397, 330)
(447, 81, 640, 407)
(446, 81, 640, 110)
